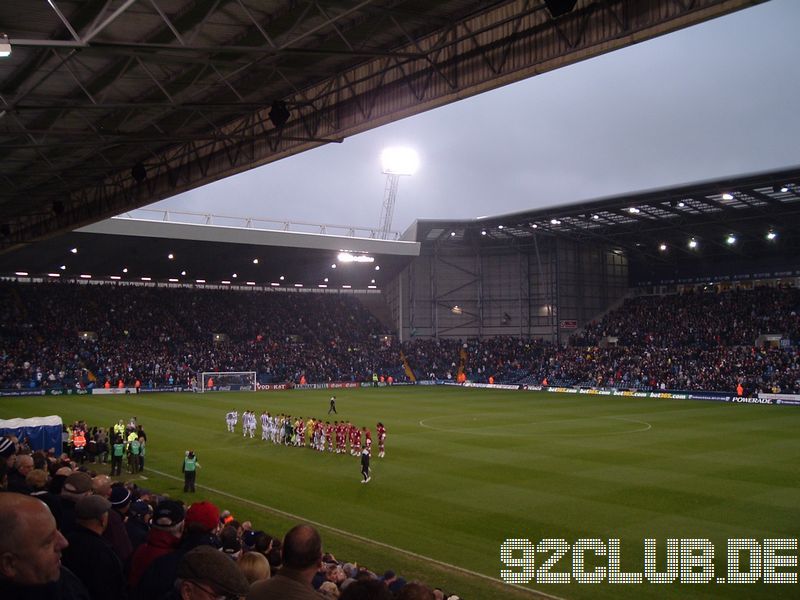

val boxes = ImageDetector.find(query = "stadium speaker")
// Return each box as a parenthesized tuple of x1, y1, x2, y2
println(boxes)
(131, 162, 147, 182)
(269, 101, 291, 128)
(544, 0, 578, 18)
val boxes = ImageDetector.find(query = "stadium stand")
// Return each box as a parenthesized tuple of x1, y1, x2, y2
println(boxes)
(1, 281, 798, 395)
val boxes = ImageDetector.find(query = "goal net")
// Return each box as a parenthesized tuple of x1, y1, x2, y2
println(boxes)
(199, 371, 256, 392)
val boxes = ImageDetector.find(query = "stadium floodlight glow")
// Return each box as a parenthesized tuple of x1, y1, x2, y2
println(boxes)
(371, 279, 375, 284)
(324, 277, 329, 283)
(498, 225, 504, 229)
(15, 271, 28, 276)
(342, 285, 352, 289)
(677, 201, 686, 208)
(451, 305, 463, 315)
(270, 282, 280, 286)
(380, 147, 419, 176)
(0, 34, 11, 58)
(169, 278, 179, 282)
(140, 277, 151, 281)
(766, 230, 777, 241)
(688, 238, 698, 249)
(48, 273, 60, 277)
(550, 219, 561, 225)
(252, 258, 259, 264)
(481, 230, 487, 235)
(659, 243, 667, 252)
(318, 284, 327, 288)
(246, 281, 256, 286)
(196, 279, 206, 283)
(450, 231, 456, 237)
(168, 253, 174, 260)
(531, 224, 538, 229)
(122, 267, 128, 273)
(375, 265, 380, 271)
(60, 265, 66, 270)
(592, 214, 600, 220)
(279, 275, 285, 281)
(70, 247, 78, 254)
(337, 252, 374, 263)
(294, 283, 303, 287)
(180, 270, 186, 276)
(628, 207, 640, 214)
(368, 285, 377, 289)
(232, 273, 237, 278)
(221, 280, 231, 285)
(780, 186, 789, 193)
(80, 274, 91, 279)
(331, 264, 337, 269)
(726, 234, 736, 245)
(721, 192, 734, 200)
(110, 275, 121, 280)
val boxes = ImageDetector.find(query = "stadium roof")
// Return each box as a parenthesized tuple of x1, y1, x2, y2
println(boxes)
(408, 164, 800, 265)
(0, 0, 764, 249)
(0, 216, 418, 290)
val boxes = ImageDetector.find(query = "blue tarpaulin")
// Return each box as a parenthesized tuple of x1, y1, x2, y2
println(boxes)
(0, 415, 63, 452)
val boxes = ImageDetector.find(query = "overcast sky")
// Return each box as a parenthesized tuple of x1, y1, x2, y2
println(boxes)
(141, 0, 800, 236)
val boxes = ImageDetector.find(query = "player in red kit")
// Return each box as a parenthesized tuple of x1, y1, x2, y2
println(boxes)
(377, 422, 386, 458)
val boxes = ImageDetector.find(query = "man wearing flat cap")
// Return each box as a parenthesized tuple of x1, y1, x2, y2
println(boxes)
(171, 545, 249, 600)
(62, 494, 127, 600)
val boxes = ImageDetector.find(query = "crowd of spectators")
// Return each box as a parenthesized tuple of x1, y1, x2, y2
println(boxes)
(1, 281, 798, 395)
(0, 433, 461, 600)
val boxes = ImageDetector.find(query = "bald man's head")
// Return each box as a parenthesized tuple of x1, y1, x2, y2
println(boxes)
(282, 524, 322, 571)
(0, 493, 68, 585)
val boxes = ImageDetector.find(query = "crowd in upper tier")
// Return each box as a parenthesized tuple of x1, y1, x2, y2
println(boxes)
(0, 281, 798, 394)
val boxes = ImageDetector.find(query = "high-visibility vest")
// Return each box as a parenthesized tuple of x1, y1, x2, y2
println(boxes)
(183, 456, 197, 472)
(73, 434, 86, 449)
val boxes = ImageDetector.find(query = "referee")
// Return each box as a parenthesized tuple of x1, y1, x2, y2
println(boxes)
(360, 447, 371, 483)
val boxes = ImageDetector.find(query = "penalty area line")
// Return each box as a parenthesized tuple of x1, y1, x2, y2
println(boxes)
(146, 467, 562, 600)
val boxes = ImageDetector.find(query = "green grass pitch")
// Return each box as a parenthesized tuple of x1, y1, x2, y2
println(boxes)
(3, 386, 799, 599)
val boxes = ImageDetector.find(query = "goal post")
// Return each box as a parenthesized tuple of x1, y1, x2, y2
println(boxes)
(199, 371, 257, 392)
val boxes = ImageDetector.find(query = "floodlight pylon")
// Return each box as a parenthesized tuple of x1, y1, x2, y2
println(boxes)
(378, 173, 400, 240)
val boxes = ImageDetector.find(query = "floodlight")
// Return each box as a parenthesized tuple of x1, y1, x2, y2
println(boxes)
(721, 192, 734, 200)
(337, 252, 374, 263)
(15, 271, 28, 276)
(726, 234, 736, 245)
(70, 247, 78, 254)
(688, 238, 698, 249)
(766, 230, 777, 241)
(0, 34, 11, 58)
(658, 243, 667, 252)
(381, 147, 419, 176)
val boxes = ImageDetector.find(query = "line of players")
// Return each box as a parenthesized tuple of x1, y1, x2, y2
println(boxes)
(225, 410, 387, 458)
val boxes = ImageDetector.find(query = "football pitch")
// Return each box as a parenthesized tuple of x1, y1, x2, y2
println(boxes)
(3, 386, 799, 600)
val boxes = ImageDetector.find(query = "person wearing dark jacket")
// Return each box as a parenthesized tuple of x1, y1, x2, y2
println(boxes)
(128, 499, 184, 588)
(133, 500, 220, 600)
(62, 495, 126, 600)
(360, 447, 371, 483)
(0, 492, 90, 600)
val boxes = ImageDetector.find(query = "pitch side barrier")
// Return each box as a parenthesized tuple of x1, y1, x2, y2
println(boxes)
(2, 382, 798, 407)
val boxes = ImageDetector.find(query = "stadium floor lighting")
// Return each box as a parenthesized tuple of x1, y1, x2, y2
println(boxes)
(380, 147, 419, 176)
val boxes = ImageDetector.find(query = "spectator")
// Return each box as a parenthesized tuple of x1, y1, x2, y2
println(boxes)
(247, 524, 323, 600)
(0, 492, 88, 599)
(338, 580, 393, 600)
(238, 551, 271, 586)
(170, 545, 249, 600)
(61, 495, 126, 600)
(128, 499, 185, 586)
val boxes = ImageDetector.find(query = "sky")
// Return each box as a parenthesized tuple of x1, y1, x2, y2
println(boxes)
(140, 0, 800, 236)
